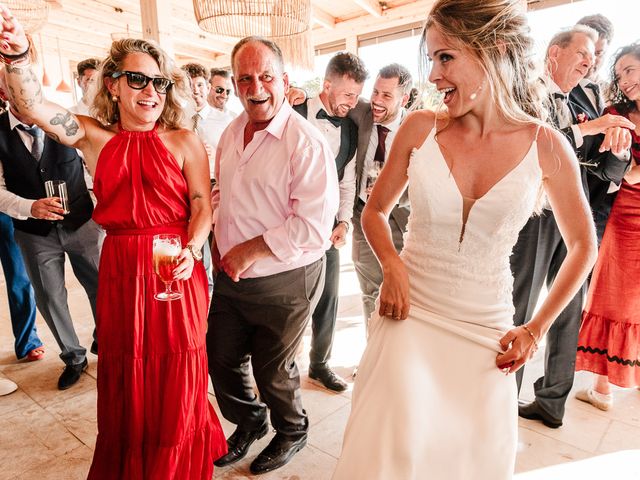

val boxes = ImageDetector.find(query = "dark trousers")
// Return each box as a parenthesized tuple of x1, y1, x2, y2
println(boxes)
(309, 246, 339, 369)
(352, 201, 405, 333)
(510, 212, 586, 420)
(207, 259, 325, 437)
(13, 220, 103, 366)
(0, 213, 41, 359)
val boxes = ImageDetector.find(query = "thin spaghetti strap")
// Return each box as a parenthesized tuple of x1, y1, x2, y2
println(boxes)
(533, 123, 542, 141)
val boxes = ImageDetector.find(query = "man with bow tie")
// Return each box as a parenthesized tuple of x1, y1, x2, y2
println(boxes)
(512, 25, 634, 429)
(292, 52, 367, 392)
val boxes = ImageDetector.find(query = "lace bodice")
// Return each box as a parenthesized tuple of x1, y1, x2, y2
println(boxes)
(401, 129, 542, 322)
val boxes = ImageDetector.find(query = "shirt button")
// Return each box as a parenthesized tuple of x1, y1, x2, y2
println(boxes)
(40, 168, 46, 173)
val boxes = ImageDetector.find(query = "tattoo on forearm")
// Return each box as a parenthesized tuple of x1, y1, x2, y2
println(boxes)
(50, 112, 79, 137)
(5, 66, 44, 109)
(5, 64, 27, 74)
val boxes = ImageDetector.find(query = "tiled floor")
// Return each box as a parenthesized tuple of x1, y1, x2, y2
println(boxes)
(1, 252, 639, 479)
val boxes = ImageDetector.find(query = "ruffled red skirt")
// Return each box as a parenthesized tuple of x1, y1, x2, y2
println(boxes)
(576, 181, 640, 387)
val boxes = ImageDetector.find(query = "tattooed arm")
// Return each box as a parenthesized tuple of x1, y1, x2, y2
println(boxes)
(162, 128, 213, 280)
(0, 6, 89, 149)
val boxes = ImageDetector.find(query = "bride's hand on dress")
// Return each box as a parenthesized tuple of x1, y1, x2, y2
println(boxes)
(378, 258, 410, 320)
(496, 325, 539, 374)
(173, 249, 195, 281)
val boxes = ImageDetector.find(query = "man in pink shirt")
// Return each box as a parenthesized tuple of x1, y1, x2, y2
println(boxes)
(207, 37, 339, 475)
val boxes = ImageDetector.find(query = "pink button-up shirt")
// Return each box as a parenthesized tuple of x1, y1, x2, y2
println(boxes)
(212, 100, 339, 279)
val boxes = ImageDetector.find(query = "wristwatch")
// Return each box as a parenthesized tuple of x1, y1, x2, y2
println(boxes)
(186, 243, 203, 261)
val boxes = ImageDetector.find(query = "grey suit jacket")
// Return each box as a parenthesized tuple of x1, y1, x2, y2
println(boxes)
(348, 99, 410, 231)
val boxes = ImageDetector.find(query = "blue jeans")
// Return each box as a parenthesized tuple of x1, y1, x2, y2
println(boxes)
(0, 213, 42, 359)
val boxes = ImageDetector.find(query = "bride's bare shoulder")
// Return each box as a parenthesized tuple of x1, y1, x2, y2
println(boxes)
(399, 110, 439, 147)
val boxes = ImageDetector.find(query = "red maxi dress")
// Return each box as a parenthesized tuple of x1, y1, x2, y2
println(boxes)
(576, 106, 640, 388)
(88, 124, 226, 479)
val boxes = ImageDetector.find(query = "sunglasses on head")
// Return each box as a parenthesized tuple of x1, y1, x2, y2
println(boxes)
(111, 71, 174, 94)
(214, 86, 231, 95)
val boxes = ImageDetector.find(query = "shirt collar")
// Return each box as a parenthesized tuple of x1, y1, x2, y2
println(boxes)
(543, 75, 567, 97)
(376, 107, 405, 132)
(8, 109, 34, 131)
(196, 103, 212, 119)
(308, 96, 326, 119)
(233, 99, 291, 141)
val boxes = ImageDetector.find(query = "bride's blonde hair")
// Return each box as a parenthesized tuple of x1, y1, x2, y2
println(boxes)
(420, 0, 548, 125)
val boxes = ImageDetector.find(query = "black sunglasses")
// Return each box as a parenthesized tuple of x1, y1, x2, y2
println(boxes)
(214, 86, 231, 95)
(111, 71, 174, 94)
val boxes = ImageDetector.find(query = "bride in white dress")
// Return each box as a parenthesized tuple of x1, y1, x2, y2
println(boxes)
(332, 1, 598, 479)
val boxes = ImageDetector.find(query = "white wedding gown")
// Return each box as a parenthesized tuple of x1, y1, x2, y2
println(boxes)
(332, 129, 542, 480)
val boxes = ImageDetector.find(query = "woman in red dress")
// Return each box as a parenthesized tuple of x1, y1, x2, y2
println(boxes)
(575, 43, 640, 411)
(0, 8, 226, 478)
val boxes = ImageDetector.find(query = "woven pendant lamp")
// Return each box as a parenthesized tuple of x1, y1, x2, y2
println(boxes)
(4, 0, 49, 33)
(192, 0, 313, 70)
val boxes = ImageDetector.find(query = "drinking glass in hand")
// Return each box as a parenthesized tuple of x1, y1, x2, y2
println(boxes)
(365, 160, 384, 197)
(153, 234, 183, 301)
(44, 180, 70, 214)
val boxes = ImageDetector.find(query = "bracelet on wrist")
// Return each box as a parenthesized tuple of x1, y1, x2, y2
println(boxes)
(0, 41, 31, 65)
(522, 324, 539, 349)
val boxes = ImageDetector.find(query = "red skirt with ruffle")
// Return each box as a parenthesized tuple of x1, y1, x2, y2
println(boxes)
(576, 180, 640, 388)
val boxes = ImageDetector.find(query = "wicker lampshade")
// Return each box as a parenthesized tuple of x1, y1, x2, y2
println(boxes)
(5, 0, 49, 33)
(192, 0, 313, 70)
(193, 0, 311, 38)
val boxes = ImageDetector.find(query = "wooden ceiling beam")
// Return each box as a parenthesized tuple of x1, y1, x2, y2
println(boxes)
(312, 6, 337, 29)
(351, 0, 383, 17)
(311, 0, 432, 46)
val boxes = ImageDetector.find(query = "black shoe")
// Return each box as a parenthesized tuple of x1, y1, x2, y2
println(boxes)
(309, 366, 348, 392)
(90, 341, 98, 355)
(518, 400, 563, 429)
(249, 433, 307, 475)
(57, 359, 88, 390)
(213, 423, 269, 467)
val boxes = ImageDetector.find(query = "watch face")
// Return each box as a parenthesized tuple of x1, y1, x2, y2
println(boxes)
(189, 245, 203, 261)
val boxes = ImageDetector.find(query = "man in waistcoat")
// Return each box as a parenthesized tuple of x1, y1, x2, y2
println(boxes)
(0, 69, 103, 390)
(292, 52, 367, 392)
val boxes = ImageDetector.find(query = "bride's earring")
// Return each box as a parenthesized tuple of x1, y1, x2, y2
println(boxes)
(112, 95, 119, 102)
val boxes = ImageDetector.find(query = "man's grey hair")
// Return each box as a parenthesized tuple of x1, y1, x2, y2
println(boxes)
(545, 25, 598, 59)
(378, 63, 413, 95)
(231, 36, 284, 74)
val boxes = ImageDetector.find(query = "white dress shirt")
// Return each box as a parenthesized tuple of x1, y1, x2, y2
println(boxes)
(305, 96, 357, 226)
(0, 110, 39, 219)
(211, 100, 339, 279)
(194, 103, 236, 179)
(359, 109, 405, 203)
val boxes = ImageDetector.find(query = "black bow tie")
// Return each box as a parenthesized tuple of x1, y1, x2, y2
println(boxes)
(553, 92, 567, 102)
(316, 108, 341, 127)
